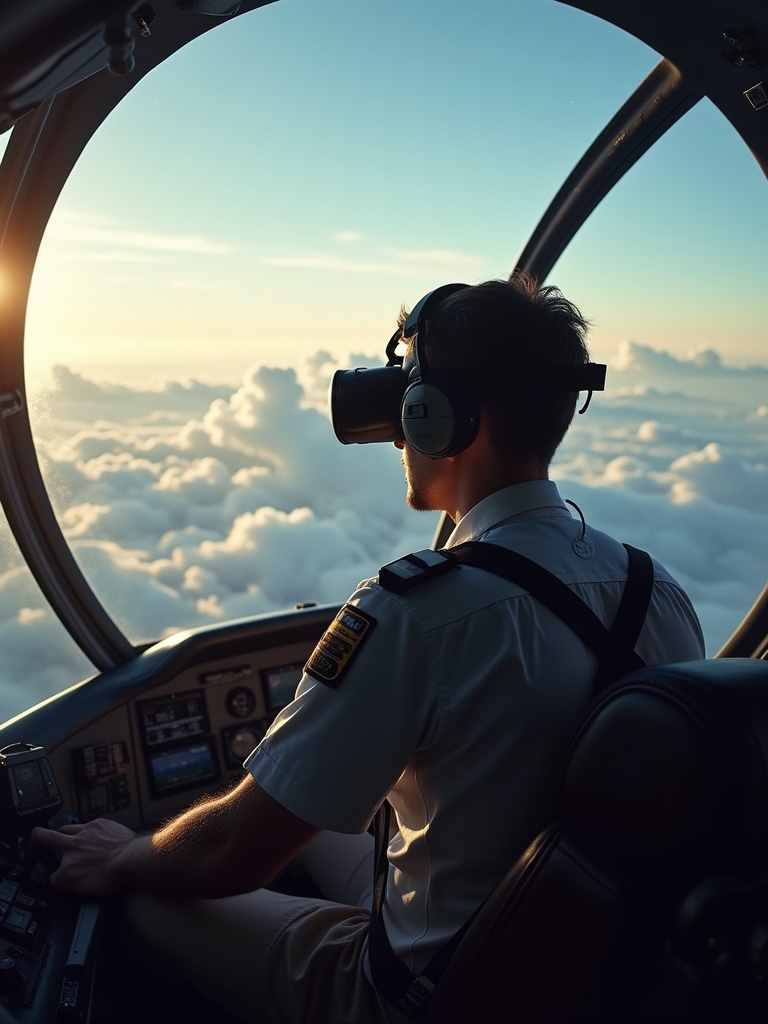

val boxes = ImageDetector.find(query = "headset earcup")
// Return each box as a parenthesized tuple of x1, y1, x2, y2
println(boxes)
(401, 379, 479, 457)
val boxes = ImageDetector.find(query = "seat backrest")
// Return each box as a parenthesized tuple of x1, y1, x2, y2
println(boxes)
(425, 658, 768, 1024)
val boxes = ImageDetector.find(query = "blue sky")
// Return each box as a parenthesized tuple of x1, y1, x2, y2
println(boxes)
(15, 0, 767, 384)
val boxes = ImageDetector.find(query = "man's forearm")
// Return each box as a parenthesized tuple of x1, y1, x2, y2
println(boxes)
(120, 787, 269, 898)
(31, 774, 318, 899)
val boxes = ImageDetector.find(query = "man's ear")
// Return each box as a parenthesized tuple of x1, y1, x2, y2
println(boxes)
(459, 405, 492, 457)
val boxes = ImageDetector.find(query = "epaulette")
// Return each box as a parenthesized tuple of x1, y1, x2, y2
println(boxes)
(378, 548, 458, 594)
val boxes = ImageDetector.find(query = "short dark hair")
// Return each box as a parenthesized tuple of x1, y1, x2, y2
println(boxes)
(398, 273, 591, 466)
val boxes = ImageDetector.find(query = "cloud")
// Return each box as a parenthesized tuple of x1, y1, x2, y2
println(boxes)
(262, 253, 399, 274)
(1, 340, 766, 722)
(552, 344, 768, 654)
(34, 364, 231, 418)
(45, 207, 238, 258)
(333, 231, 363, 243)
(387, 248, 486, 268)
(260, 246, 486, 279)
(167, 279, 229, 291)
(64, 252, 167, 264)
(260, 253, 416, 275)
(0, 567, 96, 720)
(668, 443, 766, 511)
(612, 339, 768, 388)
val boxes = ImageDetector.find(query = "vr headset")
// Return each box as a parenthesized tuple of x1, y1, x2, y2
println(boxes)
(329, 282, 607, 459)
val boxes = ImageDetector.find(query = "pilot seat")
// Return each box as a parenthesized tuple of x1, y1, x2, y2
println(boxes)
(423, 657, 768, 1024)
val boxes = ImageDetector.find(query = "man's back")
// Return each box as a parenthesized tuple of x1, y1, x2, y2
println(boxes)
(250, 480, 704, 977)
(33, 277, 707, 1024)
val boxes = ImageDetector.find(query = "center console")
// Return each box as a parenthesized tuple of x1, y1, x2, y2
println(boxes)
(0, 744, 98, 1024)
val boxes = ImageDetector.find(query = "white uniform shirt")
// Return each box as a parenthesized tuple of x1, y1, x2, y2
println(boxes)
(245, 480, 704, 974)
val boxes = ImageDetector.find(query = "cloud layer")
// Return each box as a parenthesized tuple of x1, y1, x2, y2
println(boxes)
(1, 340, 766, 722)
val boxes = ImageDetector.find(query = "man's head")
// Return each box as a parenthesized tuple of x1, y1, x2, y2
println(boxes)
(397, 273, 591, 470)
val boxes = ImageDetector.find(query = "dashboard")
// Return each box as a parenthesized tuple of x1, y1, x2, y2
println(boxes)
(0, 603, 336, 1023)
(60, 649, 306, 831)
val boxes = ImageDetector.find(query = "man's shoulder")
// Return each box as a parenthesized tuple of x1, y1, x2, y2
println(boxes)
(347, 545, 516, 636)
(377, 548, 459, 595)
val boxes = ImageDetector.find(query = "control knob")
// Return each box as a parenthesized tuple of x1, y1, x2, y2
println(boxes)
(0, 953, 23, 997)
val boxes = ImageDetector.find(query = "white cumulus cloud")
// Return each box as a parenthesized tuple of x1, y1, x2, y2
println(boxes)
(1, 340, 766, 722)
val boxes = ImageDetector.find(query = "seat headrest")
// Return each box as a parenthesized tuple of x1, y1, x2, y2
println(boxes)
(561, 659, 768, 863)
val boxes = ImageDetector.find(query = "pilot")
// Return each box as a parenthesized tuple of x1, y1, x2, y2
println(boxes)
(31, 275, 705, 1023)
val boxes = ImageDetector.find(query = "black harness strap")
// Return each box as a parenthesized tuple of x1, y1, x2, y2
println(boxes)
(369, 540, 655, 1018)
(593, 543, 654, 692)
(450, 541, 653, 698)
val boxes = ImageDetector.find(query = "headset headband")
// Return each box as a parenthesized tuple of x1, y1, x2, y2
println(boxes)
(394, 282, 606, 398)
(430, 363, 607, 393)
(402, 283, 469, 340)
(330, 281, 608, 448)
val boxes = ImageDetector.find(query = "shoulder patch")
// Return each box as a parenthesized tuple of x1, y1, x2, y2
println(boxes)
(304, 604, 376, 688)
(378, 548, 457, 594)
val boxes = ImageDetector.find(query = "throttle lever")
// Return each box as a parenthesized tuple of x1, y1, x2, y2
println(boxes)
(0, 742, 63, 857)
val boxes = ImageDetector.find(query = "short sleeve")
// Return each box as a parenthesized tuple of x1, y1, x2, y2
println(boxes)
(244, 582, 439, 833)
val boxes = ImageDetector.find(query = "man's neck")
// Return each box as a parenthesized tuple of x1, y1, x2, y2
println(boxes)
(448, 462, 548, 523)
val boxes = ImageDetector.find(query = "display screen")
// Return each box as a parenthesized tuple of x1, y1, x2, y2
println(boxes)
(260, 662, 303, 712)
(138, 691, 208, 747)
(148, 741, 218, 794)
(12, 761, 48, 808)
(200, 664, 254, 687)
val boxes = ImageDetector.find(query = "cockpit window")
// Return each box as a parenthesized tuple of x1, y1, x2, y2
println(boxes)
(4, 0, 765, 719)
(549, 102, 768, 654)
(0, 510, 97, 720)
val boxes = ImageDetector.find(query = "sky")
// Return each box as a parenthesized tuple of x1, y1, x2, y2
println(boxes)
(15, 0, 768, 382)
(0, 0, 766, 721)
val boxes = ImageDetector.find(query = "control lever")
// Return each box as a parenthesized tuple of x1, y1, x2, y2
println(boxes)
(58, 900, 103, 1021)
(0, 743, 63, 858)
(0, 745, 97, 1024)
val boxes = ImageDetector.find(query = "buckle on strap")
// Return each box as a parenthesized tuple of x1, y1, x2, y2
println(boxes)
(397, 975, 436, 1019)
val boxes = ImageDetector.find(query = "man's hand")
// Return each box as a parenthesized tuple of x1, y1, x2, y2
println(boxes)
(29, 819, 139, 895)
(27, 776, 320, 900)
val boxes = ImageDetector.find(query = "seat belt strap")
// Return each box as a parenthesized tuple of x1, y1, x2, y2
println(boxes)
(369, 540, 655, 1017)
(370, 799, 472, 1017)
(448, 541, 653, 692)
(592, 544, 654, 694)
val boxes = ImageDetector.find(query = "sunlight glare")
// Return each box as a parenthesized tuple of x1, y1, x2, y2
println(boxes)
(0, 262, 9, 305)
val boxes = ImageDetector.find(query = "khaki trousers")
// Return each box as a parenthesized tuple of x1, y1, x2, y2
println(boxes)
(124, 830, 407, 1024)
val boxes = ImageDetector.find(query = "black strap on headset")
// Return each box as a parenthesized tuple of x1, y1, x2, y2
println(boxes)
(368, 540, 655, 1018)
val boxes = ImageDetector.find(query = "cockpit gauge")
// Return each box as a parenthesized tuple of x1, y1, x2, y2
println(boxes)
(228, 727, 263, 761)
(221, 723, 265, 768)
(226, 686, 257, 719)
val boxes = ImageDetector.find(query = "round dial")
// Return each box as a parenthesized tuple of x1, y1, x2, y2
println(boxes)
(228, 727, 263, 761)
(226, 686, 256, 719)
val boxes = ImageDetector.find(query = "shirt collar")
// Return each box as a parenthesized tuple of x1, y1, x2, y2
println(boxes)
(445, 480, 570, 547)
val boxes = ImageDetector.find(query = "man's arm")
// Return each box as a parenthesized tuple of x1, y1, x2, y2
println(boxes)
(29, 774, 320, 899)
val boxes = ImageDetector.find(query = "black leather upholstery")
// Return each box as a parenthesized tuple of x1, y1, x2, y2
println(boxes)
(425, 659, 768, 1024)
(563, 659, 768, 863)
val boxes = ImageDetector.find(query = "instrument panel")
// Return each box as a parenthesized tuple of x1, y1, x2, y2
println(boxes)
(0, 606, 334, 1022)
(37, 627, 325, 833)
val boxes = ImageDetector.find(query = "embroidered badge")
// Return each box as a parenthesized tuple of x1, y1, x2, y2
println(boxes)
(304, 604, 376, 687)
